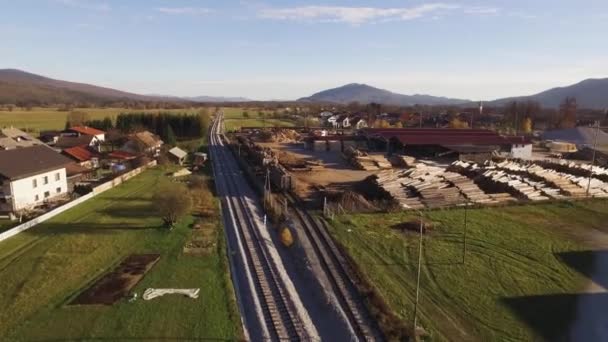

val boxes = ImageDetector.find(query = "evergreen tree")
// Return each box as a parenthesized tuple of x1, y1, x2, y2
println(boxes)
(166, 125, 177, 145)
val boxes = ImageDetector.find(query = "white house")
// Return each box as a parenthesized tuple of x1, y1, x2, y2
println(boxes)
(0, 145, 71, 217)
(68, 126, 106, 142)
(351, 117, 368, 130)
(327, 115, 341, 128)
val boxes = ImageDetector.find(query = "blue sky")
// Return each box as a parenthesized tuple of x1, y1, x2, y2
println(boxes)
(1, 0, 607, 100)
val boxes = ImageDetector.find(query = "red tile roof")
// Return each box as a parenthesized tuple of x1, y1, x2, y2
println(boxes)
(108, 150, 137, 160)
(363, 128, 531, 146)
(69, 126, 105, 136)
(62, 146, 98, 162)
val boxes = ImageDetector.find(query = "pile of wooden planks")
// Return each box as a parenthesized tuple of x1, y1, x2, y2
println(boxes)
(442, 171, 496, 204)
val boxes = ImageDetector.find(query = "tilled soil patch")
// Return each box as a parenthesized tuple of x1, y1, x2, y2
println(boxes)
(70, 254, 160, 305)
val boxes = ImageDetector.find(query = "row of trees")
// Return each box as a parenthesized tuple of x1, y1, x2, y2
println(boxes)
(65, 110, 211, 145)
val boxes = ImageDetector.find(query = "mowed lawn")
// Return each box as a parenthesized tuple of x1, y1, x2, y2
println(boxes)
(328, 200, 608, 341)
(0, 107, 201, 132)
(0, 167, 240, 340)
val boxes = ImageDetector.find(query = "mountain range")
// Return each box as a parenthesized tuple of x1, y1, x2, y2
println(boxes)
(1, 69, 607, 109)
(0, 69, 250, 105)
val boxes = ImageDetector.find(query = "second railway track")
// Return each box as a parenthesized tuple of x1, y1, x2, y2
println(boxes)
(284, 193, 379, 341)
(210, 114, 314, 341)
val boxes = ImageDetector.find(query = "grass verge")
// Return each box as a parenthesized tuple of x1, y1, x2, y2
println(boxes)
(327, 200, 608, 341)
(0, 167, 240, 340)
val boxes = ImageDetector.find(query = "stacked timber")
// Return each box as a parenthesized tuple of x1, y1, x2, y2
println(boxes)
(442, 171, 495, 204)
(374, 171, 424, 209)
(369, 155, 393, 170)
(495, 161, 565, 200)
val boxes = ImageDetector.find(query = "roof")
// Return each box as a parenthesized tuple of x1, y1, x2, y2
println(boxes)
(65, 162, 91, 177)
(0, 145, 72, 180)
(55, 135, 96, 149)
(69, 126, 105, 136)
(0, 127, 43, 149)
(168, 147, 188, 159)
(108, 150, 137, 160)
(541, 127, 608, 146)
(132, 131, 163, 148)
(362, 128, 531, 146)
(62, 146, 98, 162)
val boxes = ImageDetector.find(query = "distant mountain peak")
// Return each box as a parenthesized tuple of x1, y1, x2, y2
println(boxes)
(486, 77, 608, 109)
(299, 83, 469, 106)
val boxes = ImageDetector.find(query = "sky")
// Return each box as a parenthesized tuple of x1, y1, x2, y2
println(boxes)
(1, 0, 607, 101)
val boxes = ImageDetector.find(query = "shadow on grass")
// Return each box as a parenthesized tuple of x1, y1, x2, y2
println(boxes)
(556, 250, 608, 289)
(502, 293, 608, 341)
(27, 222, 162, 236)
(99, 204, 157, 219)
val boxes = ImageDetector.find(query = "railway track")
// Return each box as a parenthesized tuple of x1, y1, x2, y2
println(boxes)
(284, 193, 379, 341)
(210, 113, 313, 341)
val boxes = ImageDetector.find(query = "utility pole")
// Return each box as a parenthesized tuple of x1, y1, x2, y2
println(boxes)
(473, 101, 482, 129)
(463, 201, 468, 264)
(586, 120, 601, 197)
(412, 212, 424, 337)
(419, 111, 423, 128)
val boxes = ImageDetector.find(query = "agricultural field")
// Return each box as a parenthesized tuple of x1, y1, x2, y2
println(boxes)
(222, 107, 295, 131)
(0, 107, 201, 132)
(0, 167, 241, 340)
(328, 200, 608, 341)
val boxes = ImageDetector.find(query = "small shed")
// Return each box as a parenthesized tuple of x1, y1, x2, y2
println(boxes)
(168, 147, 188, 165)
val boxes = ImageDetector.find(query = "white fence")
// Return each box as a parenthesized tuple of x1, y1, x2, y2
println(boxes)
(0, 161, 157, 242)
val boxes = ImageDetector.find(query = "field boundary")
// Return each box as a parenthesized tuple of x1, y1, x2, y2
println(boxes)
(0, 161, 157, 242)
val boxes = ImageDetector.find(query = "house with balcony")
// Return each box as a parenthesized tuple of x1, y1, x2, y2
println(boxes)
(0, 145, 72, 217)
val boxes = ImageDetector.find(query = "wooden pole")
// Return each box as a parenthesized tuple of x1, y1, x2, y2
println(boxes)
(463, 202, 468, 264)
(413, 212, 423, 337)
(586, 121, 600, 197)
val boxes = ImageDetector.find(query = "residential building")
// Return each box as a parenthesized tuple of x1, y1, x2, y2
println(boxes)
(55, 134, 102, 152)
(0, 127, 44, 150)
(121, 131, 164, 157)
(67, 126, 106, 142)
(61, 146, 100, 168)
(0, 145, 71, 215)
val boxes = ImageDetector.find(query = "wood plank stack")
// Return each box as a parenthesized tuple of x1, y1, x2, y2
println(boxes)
(442, 171, 495, 204)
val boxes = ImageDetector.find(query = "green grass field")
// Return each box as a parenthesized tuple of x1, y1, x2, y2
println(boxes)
(0, 167, 240, 340)
(0, 107, 201, 132)
(328, 200, 608, 341)
(221, 107, 294, 131)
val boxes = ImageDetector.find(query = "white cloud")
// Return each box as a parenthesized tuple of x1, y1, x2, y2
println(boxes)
(156, 7, 213, 16)
(258, 4, 499, 25)
(56, 0, 110, 12)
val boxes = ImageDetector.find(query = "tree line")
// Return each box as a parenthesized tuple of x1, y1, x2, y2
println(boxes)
(66, 110, 211, 145)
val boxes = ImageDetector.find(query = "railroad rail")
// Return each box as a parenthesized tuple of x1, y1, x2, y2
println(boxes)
(284, 193, 379, 341)
(210, 113, 312, 341)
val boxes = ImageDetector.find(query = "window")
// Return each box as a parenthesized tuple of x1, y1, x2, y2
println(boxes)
(43, 176, 49, 185)
(32, 179, 37, 188)
(55, 173, 60, 181)
(35, 194, 39, 201)
(56, 187, 61, 194)
(44, 191, 50, 198)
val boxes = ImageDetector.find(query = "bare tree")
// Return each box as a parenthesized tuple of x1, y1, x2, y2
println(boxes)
(153, 182, 192, 228)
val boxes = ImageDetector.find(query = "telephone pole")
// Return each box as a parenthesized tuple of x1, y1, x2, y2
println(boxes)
(412, 212, 424, 337)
